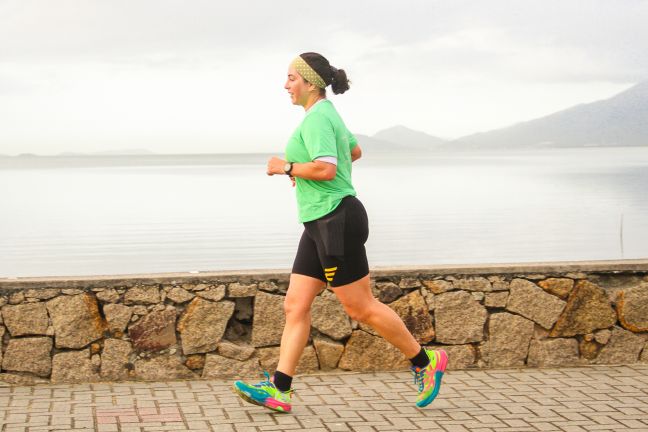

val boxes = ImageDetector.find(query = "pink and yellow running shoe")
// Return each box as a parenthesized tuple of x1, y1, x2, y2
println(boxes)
(411, 349, 448, 407)
(232, 371, 293, 413)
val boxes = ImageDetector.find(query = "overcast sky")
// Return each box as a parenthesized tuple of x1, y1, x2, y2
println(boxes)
(1, 0, 647, 155)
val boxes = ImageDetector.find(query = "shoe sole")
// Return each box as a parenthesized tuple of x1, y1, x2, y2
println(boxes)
(416, 370, 444, 408)
(231, 384, 291, 414)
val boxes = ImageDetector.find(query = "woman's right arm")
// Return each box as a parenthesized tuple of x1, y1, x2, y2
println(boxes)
(351, 144, 362, 162)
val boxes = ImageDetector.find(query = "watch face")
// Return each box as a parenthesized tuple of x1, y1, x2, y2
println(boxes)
(284, 163, 292, 172)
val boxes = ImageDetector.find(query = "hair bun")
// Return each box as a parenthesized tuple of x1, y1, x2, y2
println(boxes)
(330, 67, 350, 95)
(329, 66, 338, 83)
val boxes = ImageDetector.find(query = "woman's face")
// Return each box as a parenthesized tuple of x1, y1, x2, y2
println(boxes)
(285, 64, 315, 106)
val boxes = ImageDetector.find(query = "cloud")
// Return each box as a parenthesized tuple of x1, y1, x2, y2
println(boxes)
(0, 0, 646, 154)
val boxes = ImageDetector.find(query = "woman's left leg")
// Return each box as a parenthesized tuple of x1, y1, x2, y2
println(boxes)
(330, 274, 420, 358)
(331, 273, 449, 408)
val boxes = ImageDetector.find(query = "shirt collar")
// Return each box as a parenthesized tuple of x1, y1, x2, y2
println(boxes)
(306, 98, 327, 113)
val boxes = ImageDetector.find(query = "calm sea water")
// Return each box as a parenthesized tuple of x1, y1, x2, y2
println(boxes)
(1, 148, 647, 278)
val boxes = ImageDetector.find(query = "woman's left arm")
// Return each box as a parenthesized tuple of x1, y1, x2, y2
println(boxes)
(267, 157, 336, 181)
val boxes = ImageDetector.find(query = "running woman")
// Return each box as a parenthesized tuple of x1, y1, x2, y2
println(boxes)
(232, 52, 448, 413)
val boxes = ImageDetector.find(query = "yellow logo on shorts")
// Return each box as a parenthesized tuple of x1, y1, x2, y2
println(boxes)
(324, 266, 337, 282)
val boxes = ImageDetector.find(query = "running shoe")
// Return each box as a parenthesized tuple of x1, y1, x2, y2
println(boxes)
(232, 371, 293, 413)
(411, 349, 448, 407)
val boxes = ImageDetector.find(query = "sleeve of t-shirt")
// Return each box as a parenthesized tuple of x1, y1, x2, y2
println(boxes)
(301, 113, 337, 160)
(348, 131, 358, 151)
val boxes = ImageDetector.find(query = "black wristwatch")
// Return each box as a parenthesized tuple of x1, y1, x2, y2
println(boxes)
(283, 162, 294, 176)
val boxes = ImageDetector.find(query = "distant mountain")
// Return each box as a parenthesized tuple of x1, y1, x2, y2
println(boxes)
(355, 126, 448, 154)
(57, 149, 156, 156)
(355, 134, 411, 154)
(449, 80, 648, 149)
(94, 149, 156, 155)
(374, 125, 448, 150)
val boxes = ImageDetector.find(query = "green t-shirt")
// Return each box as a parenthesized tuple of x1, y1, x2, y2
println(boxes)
(285, 99, 358, 223)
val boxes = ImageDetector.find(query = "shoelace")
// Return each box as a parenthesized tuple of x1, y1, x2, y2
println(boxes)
(252, 371, 273, 388)
(411, 367, 425, 392)
(253, 371, 295, 395)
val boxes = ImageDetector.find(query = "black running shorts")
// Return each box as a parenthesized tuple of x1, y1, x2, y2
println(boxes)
(292, 195, 369, 287)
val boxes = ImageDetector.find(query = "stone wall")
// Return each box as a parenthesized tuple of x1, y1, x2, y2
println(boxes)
(0, 261, 647, 385)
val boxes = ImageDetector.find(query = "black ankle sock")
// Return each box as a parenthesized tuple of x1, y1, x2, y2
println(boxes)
(409, 347, 430, 369)
(273, 370, 293, 392)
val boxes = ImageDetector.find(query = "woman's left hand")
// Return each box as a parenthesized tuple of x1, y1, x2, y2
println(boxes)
(267, 156, 287, 176)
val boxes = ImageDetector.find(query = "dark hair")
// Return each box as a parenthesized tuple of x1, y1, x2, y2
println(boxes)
(300, 52, 350, 95)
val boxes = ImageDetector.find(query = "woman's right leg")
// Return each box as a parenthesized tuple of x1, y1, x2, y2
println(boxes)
(232, 273, 324, 413)
(276, 273, 326, 376)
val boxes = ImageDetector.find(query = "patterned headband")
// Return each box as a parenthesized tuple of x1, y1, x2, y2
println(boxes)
(291, 56, 327, 89)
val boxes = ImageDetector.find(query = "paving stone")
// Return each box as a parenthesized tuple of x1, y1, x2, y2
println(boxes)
(0, 364, 645, 432)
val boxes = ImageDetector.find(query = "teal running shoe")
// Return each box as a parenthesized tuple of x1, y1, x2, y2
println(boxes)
(232, 371, 293, 413)
(411, 349, 448, 407)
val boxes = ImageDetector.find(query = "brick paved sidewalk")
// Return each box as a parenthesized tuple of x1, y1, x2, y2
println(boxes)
(1, 364, 647, 432)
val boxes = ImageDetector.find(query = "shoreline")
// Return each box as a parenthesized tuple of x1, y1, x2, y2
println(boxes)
(2, 258, 647, 289)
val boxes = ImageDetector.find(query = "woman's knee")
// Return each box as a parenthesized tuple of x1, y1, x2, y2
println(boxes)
(343, 299, 377, 323)
(283, 294, 312, 319)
